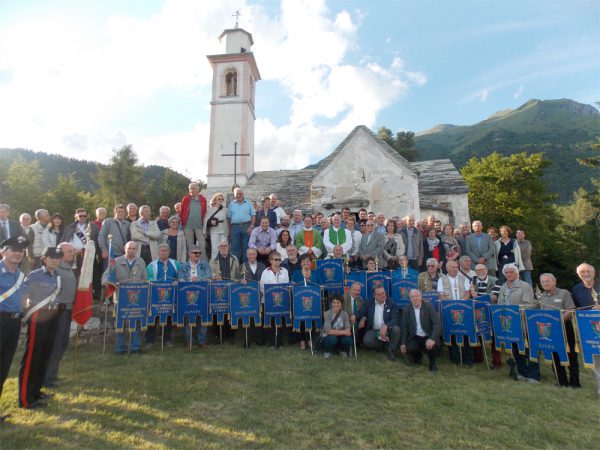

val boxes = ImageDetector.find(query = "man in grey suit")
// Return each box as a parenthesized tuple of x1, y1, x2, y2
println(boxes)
(466, 220, 496, 276)
(358, 219, 385, 269)
(400, 289, 441, 372)
(399, 214, 424, 271)
(99, 204, 131, 264)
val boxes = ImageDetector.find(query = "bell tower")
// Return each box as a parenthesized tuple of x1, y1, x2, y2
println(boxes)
(206, 27, 260, 191)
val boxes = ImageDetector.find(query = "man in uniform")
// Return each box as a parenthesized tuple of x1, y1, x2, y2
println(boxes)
(43, 243, 77, 388)
(0, 236, 28, 421)
(19, 246, 63, 409)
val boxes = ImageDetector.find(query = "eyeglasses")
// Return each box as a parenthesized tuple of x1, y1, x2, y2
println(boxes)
(271, 258, 281, 261)
(191, 251, 201, 255)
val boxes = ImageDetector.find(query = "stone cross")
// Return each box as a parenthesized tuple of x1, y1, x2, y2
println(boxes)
(221, 141, 250, 187)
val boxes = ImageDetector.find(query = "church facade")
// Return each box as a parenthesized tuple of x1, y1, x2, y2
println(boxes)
(206, 27, 470, 225)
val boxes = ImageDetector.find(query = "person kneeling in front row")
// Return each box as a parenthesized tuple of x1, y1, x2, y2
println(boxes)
(356, 286, 400, 361)
(400, 289, 441, 372)
(322, 294, 352, 359)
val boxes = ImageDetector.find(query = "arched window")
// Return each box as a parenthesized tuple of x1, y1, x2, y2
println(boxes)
(224, 69, 237, 96)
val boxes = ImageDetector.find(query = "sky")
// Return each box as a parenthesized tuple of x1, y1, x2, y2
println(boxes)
(0, 0, 598, 181)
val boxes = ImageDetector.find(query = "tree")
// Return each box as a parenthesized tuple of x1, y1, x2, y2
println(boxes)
(143, 166, 191, 212)
(377, 127, 420, 161)
(43, 173, 95, 218)
(2, 156, 44, 215)
(95, 145, 144, 208)
(461, 152, 562, 278)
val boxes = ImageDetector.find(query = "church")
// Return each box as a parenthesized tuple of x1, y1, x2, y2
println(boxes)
(205, 26, 470, 226)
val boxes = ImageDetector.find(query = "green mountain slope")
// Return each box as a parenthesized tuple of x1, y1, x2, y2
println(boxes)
(415, 99, 600, 202)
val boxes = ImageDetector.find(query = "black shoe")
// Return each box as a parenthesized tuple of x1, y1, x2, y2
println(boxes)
(387, 349, 397, 362)
(429, 360, 438, 372)
(131, 350, 142, 355)
(507, 358, 517, 380)
(23, 401, 46, 410)
(38, 392, 54, 400)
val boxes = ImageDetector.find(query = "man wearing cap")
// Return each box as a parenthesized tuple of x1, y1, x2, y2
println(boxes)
(43, 243, 77, 388)
(0, 236, 28, 420)
(179, 245, 212, 348)
(18, 246, 63, 409)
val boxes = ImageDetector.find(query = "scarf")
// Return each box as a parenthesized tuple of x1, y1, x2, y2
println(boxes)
(427, 237, 440, 252)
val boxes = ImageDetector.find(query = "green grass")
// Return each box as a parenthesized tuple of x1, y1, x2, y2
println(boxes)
(1, 332, 599, 449)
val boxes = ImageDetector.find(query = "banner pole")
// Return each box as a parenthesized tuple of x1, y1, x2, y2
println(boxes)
(245, 326, 248, 349)
(128, 322, 132, 355)
(219, 324, 223, 344)
(309, 324, 314, 355)
(102, 298, 109, 354)
(72, 324, 80, 376)
(551, 357, 561, 386)
(481, 337, 490, 370)
(275, 324, 278, 348)
(352, 324, 358, 359)
(189, 322, 193, 351)
(459, 343, 463, 367)
(161, 324, 165, 351)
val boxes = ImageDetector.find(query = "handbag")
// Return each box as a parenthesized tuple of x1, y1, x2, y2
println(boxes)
(206, 205, 223, 228)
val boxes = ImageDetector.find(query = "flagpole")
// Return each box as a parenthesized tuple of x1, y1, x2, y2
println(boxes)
(102, 298, 109, 354)
(481, 337, 490, 370)
(128, 322, 132, 355)
(189, 322, 193, 351)
(352, 324, 358, 359)
(275, 324, 278, 349)
(245, 326, 248, 349)
(72, 324, 80, 376)
(459, 343, 463, 367)
(219, 324, 223, 344)
(308, 323, 314, 355)
(161, 324, 165, 351)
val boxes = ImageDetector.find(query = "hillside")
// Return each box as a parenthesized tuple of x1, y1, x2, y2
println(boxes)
(414, 99, 600, 202)
(0, 148, 190, 193)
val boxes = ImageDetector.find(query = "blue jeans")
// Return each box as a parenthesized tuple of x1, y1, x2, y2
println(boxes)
(230, 223, 250, 264)
(520, 270, 533, 287)
(323, 335, 352, 353)
(184, 316, 207, 346)
(116, 322, 141, 353)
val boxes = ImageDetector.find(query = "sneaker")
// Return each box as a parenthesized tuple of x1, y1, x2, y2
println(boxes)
(526, 378, 540, 384)
(516, 374, 526, 381)
(340, 351, 349, 358)
(323, 352, 331, 360)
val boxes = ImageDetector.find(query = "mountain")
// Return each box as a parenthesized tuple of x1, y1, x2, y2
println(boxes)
(0, 148, 190, 193)
(414, 99, 600, 202)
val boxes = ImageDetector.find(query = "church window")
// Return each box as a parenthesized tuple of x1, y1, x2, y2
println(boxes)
(224, 69, 238, 96)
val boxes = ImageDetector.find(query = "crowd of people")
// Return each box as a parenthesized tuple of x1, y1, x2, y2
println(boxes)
(1, 182, 599, 417)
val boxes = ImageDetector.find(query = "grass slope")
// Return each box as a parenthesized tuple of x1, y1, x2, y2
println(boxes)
(1, 336, 599, 449)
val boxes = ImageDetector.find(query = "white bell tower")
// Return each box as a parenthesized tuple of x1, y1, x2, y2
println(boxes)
(206, 27, 260, 191)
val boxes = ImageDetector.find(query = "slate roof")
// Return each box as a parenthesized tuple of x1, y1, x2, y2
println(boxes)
(412, 159, 469, 195)
(242, 169, 315, 211)
(313, 125, 418, 176)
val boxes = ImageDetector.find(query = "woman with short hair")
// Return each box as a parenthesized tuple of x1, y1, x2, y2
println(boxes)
(160, 216, 187, 263)
(204, 192, 228, 260)
(321, 294, 352, 359)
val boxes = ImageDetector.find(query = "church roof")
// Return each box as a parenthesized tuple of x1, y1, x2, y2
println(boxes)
(312, 125, 418, 176)
(412, 159, 469, 195)
(242, 169, 315, 211)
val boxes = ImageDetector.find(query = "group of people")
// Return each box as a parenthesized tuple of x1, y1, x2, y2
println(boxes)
(1, 184, 599, 418)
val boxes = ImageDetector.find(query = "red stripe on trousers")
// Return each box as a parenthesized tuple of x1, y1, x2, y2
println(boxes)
(20, 311, 38, 408)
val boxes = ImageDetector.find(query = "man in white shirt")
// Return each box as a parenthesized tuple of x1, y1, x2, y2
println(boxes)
(356, 286, 400, 361)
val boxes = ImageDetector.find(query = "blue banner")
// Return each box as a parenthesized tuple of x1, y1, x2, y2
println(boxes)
(344, 271, 367, 300)
(317, 258, 344, 296)
(490, 305, 526, 354)
(575, 310, 600, 368)
(264, 283, 291, 327)
(229, 282, 261, 329)
(176, 281, 209, 326)
(442, 300, 477, 346)
(475, 294, 492, 305)
(367, 272, 391, 300)
(209, 280, 231, 324)
(525, 309, 568, 364)
(149, 281, 177, 326)
(116, 282, 149, 332)
(475, 302, 492, 342)
(391, 277, 418, 309)
(292, 284, 322, 331)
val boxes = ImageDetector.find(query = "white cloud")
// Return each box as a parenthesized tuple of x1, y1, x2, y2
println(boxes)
(0, 0, 426, 179)
(513, 84, 525, 99)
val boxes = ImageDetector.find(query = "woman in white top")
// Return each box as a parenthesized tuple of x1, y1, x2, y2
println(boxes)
(203, 192, 228, 260)
(275, 229, 293, 261)
(42, 213, 65, 248)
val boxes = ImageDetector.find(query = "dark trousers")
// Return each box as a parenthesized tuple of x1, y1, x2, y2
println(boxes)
(44, 308, 72, 385)
(511, 343, 540, 380)
(323, 335, 352, 353)
(491, 336, 503, 367)
(230, 223, 250, 264)
(553, 320, 580, 387)
(140, 244, 152, 265)
(449, 335, 474, 365)
(407, 259, 420, 271)
(146, 316, 173, 343)
(288, 322, 310, 345)
(262, 318, 287, 347)
(363, 325, 401, 351)
(406, 335, 438, 364)
(19, 307, 60, 407)
(1, 314, 21, 398)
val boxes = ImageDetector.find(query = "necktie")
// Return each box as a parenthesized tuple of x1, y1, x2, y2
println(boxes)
(353, 298, 358, 314)
(403, 268, 407, 278)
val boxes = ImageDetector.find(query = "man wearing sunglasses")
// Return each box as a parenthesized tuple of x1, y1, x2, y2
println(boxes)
(62, 208, 99, 275)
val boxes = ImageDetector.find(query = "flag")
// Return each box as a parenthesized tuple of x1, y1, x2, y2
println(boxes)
(71, 240, 96, 326)
(104, 238, 117, 299)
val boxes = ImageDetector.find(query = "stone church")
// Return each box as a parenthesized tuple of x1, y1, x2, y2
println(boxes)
(205, 27, 470, 225)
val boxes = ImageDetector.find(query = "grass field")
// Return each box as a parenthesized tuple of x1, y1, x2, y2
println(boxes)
(0, 331, 599, 449)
